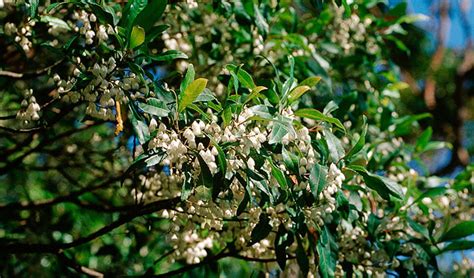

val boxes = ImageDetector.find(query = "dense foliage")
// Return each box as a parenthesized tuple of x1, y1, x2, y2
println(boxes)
(0, 0, 472, 276)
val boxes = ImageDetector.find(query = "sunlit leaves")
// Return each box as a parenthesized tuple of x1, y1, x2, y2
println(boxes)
(178, 78, 208, 112)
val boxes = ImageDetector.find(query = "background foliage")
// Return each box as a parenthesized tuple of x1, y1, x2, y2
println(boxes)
(0, 0, 472, 277)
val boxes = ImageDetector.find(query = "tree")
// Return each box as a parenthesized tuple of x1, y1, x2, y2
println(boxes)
(0, 0, 472, 276)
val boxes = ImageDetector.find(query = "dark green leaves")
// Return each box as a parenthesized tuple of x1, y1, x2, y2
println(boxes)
(250, 214, 272, 245)
(275, 224, 293, 270)
(317, 226, 337, 278)
(309, 163, 327, 198)
(269, 159, 287, 189)
(149, 50, 188, 62)
(180, 64, 195, 93)
(348, 165, 404, 200)
(294, 108, 345, 132)
(133, 0, 167, 32)
(438, 221, 474, 242)
(344, 116, 367, 161)
(226, 65, 256, 89)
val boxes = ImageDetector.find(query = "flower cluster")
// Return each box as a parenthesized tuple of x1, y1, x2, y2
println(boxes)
(16, 89, 41, 122)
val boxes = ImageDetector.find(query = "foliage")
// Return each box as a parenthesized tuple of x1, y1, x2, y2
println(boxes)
(0, 0, 472, 277)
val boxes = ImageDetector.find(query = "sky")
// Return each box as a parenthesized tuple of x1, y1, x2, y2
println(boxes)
(391, 0, 474, 49)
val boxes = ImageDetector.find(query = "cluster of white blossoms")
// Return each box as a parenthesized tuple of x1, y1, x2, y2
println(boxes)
(71, 10, 113, 45)
(16, 89, 41, 122)
(129, 103, 352, 267)
(304, 163, 346, 228)
(322, 5, 378, 55)
(336, 223, 394, 276)
(4, 20, 34, 52)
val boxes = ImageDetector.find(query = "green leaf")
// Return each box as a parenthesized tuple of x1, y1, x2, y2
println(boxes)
(138, 102, 169, 117)
(236, 190, 250, 216)
(269, 121, 289, 145)
(323, 129, 345, 163)
(411, 187, 447, 206)
(181, 171, 192, 201)
(250, 214, 272, 245)
(317, 226, 337, 278)
(269, 159, 287, 189)
(130, 25, 145, 49)
(196, 153, 213, 188)
(317, 242, 334, 278)
(133, 0, 167, 32)
(149, 50, 188, 62)
(226, 65, 256, 89)
(29, 0, 39, 18)
(299, 76, 322, 87)
(393, 113, 431, 136)
(178, 78, 208, 112)
(438, 221, 474, 242)
(309, 163, 327, 198)
(416, 127, 433, 152)
(296, 237, 309, 276)
(275, 224, 289, 270)
(40, 16, 71, 31)
(145, 24, 169, 44)
(288, 85, 310, 104)
(440, 240, 474, 254)
(348, 165, 403, 200)
(121, 0, 148, 34)
(408, 219, 430, 239)
(180, 64, 195, 93)
(295, 108, 345, 132)
(345, 117, 367, 160)
(244, 86, 267, 104)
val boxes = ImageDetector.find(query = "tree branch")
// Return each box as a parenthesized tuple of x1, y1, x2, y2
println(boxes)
(2, 197, 180, 254)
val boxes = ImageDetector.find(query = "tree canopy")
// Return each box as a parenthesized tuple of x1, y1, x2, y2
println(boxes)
(0, 0, 473, 277)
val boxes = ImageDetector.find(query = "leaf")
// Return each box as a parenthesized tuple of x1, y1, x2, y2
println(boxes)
(299, 76, 322, 87)
(347, 165, 403, 200)
(288, 85, 310, 103)
(269, 121, 289, 145)
(253, 2, 269, 36)
(226, 65, 256, 89)
(416, 127, 433, 152)
(269, 159, 287, 189)
(181, 171, 192, 201)
(411, 187, 447, 206)
(345, 117, 367, 160)
(121, 0, 148, 34)
(245, 86, 267, 104)
(295, 108, 345, 132)
(40, 16, 71, 31)
(323, 129, 345, 163)
(309, 163, 327, 198)
(438, 221, 474, 242)
(133, 0, 167, 32)
(145, 24, 169, 44)
(196, 153, 213, 188)
(29, 0, 39, 18)
(275, 224, 288, 270)
(180, 64, 195, 93)
(250, 214, 272, 245)
(130, 25, 145, 49)
(296, 237, 309, 276)
(178, 78, 208, 112)
(236, 190, 250, 216)
(440, 240, 474, 253)
(317, 242, 334, 278)
(149, 50, 188, 62)
(408, 219, 430, 239)
(138, 102, 169, 117)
